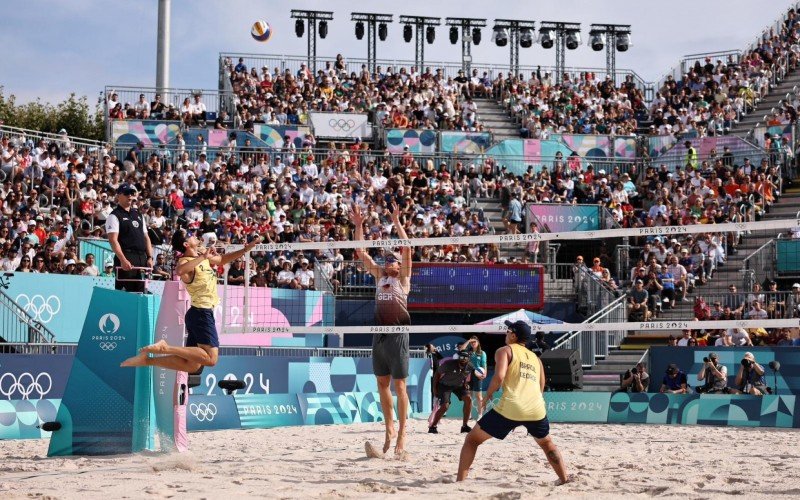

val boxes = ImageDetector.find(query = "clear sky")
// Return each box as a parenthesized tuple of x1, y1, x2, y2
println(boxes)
(0, 0, 795, 104)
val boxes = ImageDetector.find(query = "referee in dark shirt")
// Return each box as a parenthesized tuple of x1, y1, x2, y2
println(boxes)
(106, 183, 154, 292)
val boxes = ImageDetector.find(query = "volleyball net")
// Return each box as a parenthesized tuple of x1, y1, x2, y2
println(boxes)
(217, 216, 800, 357)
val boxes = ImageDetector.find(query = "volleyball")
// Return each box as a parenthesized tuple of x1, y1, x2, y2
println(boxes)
(474, 367, 487, 379)
(251, 20, 272, 42)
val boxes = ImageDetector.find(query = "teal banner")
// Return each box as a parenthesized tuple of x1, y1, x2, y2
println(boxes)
(0, 399, 61, 440)
(544, 392, 610, 422)
(48, 288, 159, 456)
(236, 392, 388, 429)
(3, 273, 114, 343)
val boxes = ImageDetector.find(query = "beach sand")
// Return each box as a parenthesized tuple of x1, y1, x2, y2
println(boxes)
(1, 418, 797, 499)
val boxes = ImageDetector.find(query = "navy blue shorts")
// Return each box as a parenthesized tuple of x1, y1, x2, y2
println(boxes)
(185, 307, 219, 348)
(478, 409, 550, 440)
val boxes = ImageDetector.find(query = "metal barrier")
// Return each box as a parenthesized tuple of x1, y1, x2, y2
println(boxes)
(104, 86, 237, 129)
(219, 52, 651, 93)
(744, 238, 778, 289)
(690, 290, 795, 319)
(574, 265, 621, 318)
(0, 289, 56, 345)
(552, 294, 628, 367)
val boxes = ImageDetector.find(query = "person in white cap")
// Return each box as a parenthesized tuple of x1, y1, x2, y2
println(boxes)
(295, 258, 314, 290)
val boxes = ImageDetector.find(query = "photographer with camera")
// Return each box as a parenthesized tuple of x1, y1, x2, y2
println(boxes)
(620, 362, 649, 393)
(696, 352, 729, 394)
(734, 352, 769, 396)
(428, 350, 474, 434)
(660, 363, 689, 394)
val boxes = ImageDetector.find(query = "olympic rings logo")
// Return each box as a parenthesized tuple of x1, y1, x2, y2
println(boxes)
(16, 294, 61, 323)
(190, 403, 218, 422)
(0, 372, 53, 400)
(328, 119, 356, 131)
(99, 342, 118, 351)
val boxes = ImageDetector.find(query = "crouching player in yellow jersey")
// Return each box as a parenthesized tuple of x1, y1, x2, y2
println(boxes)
(457, 320, 569, 485)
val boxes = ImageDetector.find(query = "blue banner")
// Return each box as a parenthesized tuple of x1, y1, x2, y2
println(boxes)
(186, 395, 241, 432)
(0, 355, 73, 401)
(648, 347, 800, 395)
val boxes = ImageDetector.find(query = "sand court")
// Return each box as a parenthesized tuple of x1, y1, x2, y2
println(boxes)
(1, 418, 797, 499)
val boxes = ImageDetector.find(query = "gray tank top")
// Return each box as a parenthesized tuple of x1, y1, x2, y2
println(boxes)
(375, 276, 411, 326)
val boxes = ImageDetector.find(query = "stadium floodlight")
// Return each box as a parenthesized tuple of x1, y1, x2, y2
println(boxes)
(493, 26, 508, 47)
(291, 10, 333, 73)
(399, 15, 441, 71)
(589, 32, 605, 51)
(472, 27, 482, 45)
(403, 24, 413, 42)
(589, 24, 632, 81)
(616, 32, 632, 52)
(352, 13, 393, 74)
(538, 28, 554, 49)
(426, 25, 436, 44)
(519, 28, 534, 48)
(446, 18, 487, 74)
(565, 30, 581, 50)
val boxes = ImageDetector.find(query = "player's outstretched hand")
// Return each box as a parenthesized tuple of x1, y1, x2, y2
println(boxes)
(351, 204, 364, 226)
(245, 235, 263, 250)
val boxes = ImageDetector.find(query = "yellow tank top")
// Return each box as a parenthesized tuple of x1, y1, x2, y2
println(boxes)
(494, 343, 547, 421)
(179, 256, 219, 309)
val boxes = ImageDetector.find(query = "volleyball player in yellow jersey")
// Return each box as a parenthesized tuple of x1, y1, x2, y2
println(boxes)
(457, 320, 569, 485)
(121, 228, 261, 372)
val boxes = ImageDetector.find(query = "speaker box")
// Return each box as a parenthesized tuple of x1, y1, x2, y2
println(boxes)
(540, 349, 583, 390)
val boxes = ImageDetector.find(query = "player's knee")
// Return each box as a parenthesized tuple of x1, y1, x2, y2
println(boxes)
(376, 376, 391, 389)
(393, 378, 407, 391)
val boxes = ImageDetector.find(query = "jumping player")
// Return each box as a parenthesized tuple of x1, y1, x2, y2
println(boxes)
(121, 229, 261, 371)
(352, 201, 412, 458)
(457, 320, 569, 485)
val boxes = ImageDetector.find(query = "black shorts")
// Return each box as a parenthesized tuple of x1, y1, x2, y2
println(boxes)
(468, 375, 484, 392)
(372, 332, 409, 379)
(185, 307, 219, 348)
(478, 409, 550, 440)
(436, 383, 468, 405)
(115, 251, 148, 293)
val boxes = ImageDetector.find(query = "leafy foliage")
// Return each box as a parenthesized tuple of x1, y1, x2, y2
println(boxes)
(0, 87, 105, 141)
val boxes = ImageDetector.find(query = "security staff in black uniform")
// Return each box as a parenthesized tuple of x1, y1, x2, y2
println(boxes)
(105, 183, 153, 292)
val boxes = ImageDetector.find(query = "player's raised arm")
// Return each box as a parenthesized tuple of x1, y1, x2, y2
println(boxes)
(352, 204, 381, 278)
(390, 201, 412, 281)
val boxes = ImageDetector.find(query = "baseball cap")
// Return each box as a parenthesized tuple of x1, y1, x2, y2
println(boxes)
(793, 283, 800, 289)
(117, 183, 138, 196)
(504, 320, 532, 341)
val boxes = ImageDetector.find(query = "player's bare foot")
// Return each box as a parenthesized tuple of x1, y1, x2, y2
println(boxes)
(383, 427, 397, 454)
(555, 475, 572, 486)
(394, 430, 407, 457)
(120, 352, 149, 367)
(140, 339, 169, 354)
(364, 441, 384, 459)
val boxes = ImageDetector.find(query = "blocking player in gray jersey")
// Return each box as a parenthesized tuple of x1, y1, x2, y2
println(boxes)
(353, 201, 412, 459)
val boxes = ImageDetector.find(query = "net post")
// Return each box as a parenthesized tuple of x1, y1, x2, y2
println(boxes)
(243, 248, 251, 333)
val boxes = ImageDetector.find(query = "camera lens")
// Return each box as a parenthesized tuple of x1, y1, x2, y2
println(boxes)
(703, 357, 709, 362)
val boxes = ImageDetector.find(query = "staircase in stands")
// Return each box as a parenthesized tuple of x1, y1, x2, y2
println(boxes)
(728, 71, 800, 140)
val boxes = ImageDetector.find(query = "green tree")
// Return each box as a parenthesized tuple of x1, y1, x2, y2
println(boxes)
(0, 87, 105, 141)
